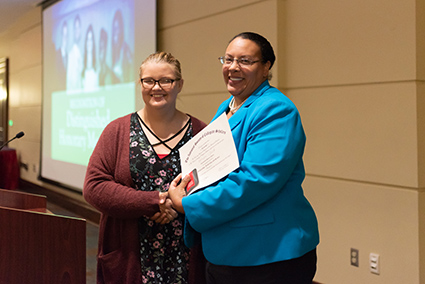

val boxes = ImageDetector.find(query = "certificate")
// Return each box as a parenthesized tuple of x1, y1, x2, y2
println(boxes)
(179, 112, 239, 194)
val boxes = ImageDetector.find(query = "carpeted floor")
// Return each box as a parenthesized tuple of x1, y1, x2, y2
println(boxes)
(46, 201, 99, 284)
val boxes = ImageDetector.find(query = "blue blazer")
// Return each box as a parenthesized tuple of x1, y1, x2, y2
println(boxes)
(182, 81, 319, 266)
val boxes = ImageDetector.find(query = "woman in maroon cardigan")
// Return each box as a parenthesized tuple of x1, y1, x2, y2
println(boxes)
(84, 52, 207, 284)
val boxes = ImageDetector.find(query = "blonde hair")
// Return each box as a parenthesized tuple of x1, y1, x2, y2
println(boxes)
(139, 51, 182, 80)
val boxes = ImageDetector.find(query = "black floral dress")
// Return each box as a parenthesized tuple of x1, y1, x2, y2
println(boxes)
(129, 113, 192, 284)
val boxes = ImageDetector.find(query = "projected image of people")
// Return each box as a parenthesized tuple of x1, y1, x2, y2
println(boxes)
(55, 21, 68, 91)
(81, 25, 99, 90)
(67, 15, 83, 90)
(111, 10, 133, 83)
(42, 0, 155, 191)
(98, 28, 118, 86)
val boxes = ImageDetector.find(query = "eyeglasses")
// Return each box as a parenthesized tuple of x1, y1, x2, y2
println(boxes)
(140, 78, 180, 89)
(218, 56, 260, 66)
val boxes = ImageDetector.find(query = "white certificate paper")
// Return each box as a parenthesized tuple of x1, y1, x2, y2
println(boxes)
(179, 112, 240, 194)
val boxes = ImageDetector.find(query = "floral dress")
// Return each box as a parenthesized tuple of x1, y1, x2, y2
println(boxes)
(129, 112, 192, 284)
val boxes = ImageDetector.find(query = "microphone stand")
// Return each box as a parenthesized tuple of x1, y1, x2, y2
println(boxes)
(0, 131, 25, 151)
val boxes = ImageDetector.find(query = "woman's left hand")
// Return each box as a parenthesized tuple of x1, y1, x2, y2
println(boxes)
(168, 174, 191, 214)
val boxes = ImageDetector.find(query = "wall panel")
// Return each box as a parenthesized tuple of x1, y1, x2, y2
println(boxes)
(284, 0, 416, 88)
(304, 176, 420, 284)
(290, 82, 419, 187)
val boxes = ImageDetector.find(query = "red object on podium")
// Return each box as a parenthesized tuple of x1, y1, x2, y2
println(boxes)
(0, 147, 20, 189)
(0, 189, 86, 284)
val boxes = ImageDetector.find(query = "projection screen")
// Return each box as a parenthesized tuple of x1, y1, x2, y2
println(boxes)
(41, 0, 156, 191)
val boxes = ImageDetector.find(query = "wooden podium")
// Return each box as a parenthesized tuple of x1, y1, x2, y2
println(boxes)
(0, 189, 86, 284)
(0, 148, 20, 189)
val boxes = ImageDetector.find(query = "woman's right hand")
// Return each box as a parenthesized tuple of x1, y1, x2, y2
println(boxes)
(168, 174, 191, 214)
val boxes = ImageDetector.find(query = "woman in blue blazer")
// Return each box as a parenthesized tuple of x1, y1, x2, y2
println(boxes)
(169, 32, 320, 284)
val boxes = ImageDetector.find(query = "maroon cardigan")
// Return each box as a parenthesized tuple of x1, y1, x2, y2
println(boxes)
(83, 113, 207, 284)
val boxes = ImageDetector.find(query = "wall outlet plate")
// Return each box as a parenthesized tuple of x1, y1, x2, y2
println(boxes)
(351, 248, 359, 267)
(369, 253, 380, 275)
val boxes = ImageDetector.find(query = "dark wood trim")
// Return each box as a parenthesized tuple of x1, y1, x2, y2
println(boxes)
(18, 179, 100, 224)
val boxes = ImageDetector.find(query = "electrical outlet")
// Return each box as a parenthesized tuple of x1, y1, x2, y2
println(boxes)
(350, 248, 359, 267)
(370, 253, 380, 275)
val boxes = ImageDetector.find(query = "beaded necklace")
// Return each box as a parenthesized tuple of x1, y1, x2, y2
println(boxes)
(228, 96, 248, 114)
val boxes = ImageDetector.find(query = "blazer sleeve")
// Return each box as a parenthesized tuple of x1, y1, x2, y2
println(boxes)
(182, 94, 306, 233)
(83, 115, 160, 219)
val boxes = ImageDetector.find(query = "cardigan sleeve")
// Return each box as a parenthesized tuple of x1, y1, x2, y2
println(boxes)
(83, 115, 160, 219)
(189, 115, 207, 135)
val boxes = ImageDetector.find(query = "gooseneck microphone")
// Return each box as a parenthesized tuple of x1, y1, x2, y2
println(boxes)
(0, 131, 25, 150)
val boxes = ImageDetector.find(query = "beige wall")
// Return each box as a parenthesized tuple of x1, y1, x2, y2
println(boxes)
(0, 8, 44, 189)
(282, 0, 425, 283)
(0, 0, 424, 283)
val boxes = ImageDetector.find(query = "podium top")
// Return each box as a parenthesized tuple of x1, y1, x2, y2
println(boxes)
(0, 188, 47, 213)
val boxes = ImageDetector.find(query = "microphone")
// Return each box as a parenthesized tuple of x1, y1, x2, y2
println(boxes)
(0, 131, 25, 150)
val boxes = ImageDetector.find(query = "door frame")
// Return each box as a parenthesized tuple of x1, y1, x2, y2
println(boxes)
(0, 57, 9, 145)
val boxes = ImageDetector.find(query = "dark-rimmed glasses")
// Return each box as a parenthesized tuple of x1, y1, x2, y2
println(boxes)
(140, 78, 179, 89)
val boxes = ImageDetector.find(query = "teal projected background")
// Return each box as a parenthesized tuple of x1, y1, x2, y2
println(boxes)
(51, 83, 134, 165)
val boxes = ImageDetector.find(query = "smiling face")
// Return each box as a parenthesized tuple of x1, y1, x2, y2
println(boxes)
(222, 37, 271, 104)
(140, 62, 183, 110)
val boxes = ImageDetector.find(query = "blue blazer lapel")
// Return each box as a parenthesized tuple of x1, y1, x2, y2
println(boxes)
(213, 98, 244, 131)
(227, 105, 245, 130)
(213, 81, 271, 130)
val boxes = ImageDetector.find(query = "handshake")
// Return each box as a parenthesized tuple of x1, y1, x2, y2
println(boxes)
(150, 174, 191, 224)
